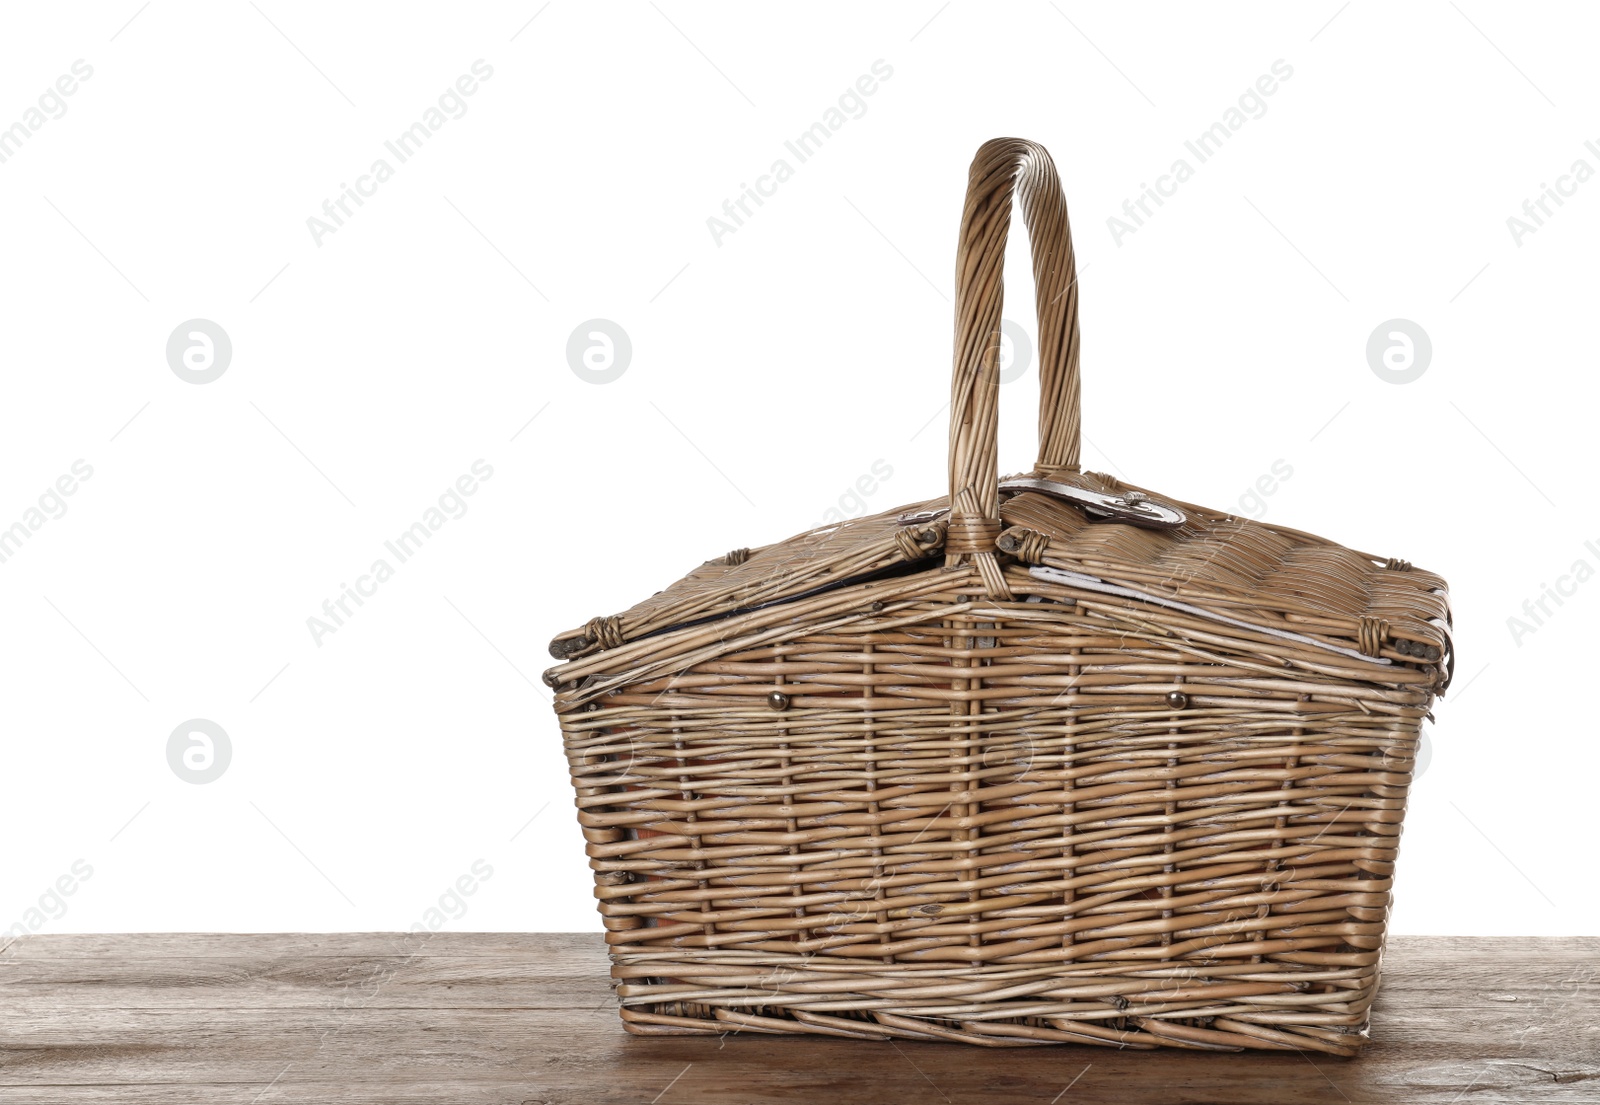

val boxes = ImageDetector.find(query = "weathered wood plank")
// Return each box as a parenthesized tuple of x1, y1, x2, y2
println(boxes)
(0, 935, 1593, 1105)
(0, 957, 608, 1010)
(0, 932, 557, 960)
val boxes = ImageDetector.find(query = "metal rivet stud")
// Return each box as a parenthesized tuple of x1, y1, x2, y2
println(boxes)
(1166, 690, 1189, 709)
(767, 691, 791, 711)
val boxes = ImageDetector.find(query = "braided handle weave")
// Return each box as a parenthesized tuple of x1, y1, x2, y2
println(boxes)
(946, 138, 1081, 598)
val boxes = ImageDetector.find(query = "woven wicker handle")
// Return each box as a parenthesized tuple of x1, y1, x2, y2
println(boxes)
(946, 138, 1081, 598)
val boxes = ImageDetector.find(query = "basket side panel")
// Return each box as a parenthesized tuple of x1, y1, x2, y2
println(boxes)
(556, 575, 1429, 1054)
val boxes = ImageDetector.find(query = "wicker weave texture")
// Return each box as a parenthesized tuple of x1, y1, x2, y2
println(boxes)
(546, 139, 1449, 1055)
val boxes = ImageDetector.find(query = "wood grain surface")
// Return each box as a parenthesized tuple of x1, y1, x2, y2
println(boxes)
(1, 933, 1595, 1104)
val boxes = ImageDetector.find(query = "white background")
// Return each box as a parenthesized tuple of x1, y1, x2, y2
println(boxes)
(1, 1, 1595, 937)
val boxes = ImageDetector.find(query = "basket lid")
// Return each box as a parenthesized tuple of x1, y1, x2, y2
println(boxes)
(547, 468, 1450, 685)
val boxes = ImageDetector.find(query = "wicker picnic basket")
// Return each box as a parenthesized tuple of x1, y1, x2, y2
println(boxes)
(545, 138, 1452, 1055)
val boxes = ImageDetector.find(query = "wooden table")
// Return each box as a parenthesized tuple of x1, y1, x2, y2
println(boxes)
(1, 934, 1595, 1103)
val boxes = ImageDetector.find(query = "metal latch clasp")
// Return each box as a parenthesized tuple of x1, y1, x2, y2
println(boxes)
(999, 477, 1186, 529)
